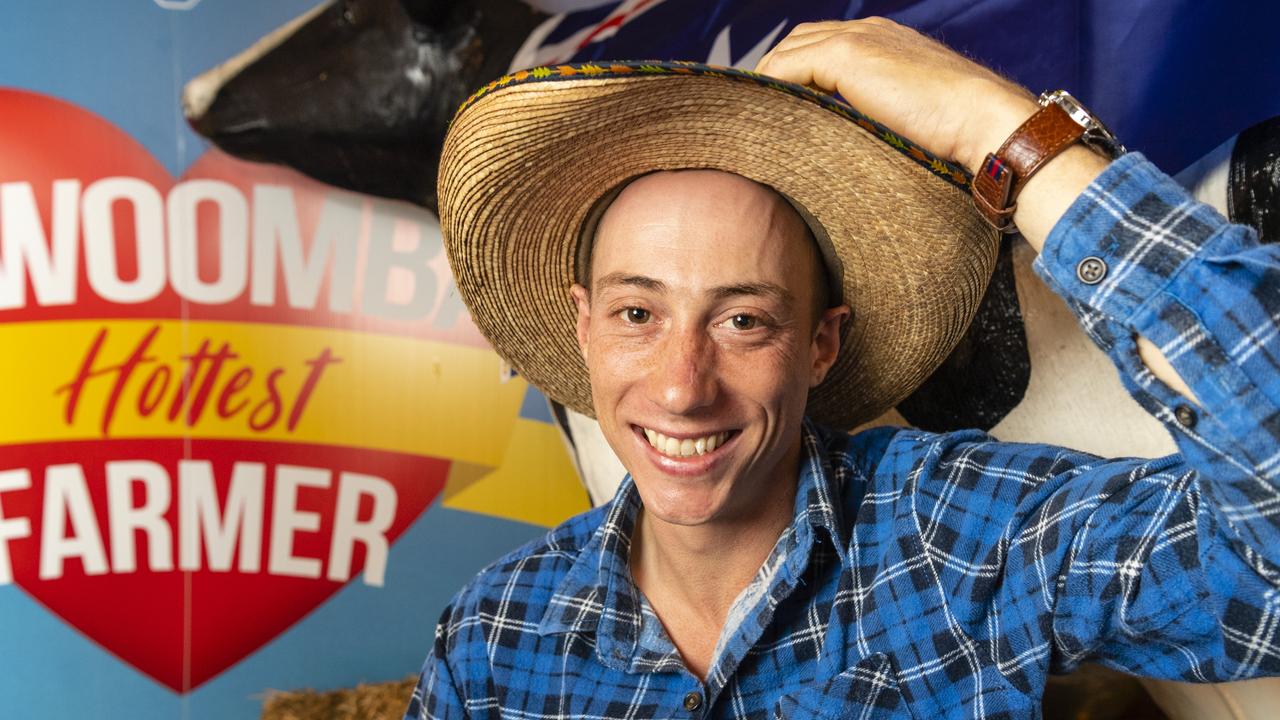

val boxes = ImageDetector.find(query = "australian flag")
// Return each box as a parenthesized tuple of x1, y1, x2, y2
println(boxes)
(517, 0, 1280, 176)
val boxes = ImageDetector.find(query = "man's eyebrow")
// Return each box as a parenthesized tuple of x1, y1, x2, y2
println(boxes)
(594, 273, 667, 293)
(592, 275, 794, 303)
(710, 282, 794, 303)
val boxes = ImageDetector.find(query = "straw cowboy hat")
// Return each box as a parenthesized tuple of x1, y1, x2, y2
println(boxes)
(438, 60, 997, 430)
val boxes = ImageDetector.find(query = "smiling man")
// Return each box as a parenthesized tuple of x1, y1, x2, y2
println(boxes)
(408, 18, 1280, 720)
(571, 170, 847, 679)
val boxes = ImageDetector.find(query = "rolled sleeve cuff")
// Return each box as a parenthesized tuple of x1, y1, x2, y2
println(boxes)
(1032, 152, 1225, 324)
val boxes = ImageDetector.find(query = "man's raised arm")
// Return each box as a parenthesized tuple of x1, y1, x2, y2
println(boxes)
(760, 17, 1280, 679)
(756, 17, 1194, 398)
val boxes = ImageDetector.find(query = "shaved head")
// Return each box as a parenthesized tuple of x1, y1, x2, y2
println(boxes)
(588, 170, 831, 329)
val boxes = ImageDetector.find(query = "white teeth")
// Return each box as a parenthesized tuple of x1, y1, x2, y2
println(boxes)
(642, 429, 730, 458)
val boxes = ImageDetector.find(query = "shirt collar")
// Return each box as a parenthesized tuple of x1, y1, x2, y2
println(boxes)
(537, 420, 848, 670)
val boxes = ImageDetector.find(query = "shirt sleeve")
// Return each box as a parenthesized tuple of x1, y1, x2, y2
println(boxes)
(405, 605, 469, 720)
(1027, 152, 1280, 680)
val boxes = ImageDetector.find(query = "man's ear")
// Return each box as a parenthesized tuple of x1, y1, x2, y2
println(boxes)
(570, 283, 592, 363)
(810, 305, 850, 387)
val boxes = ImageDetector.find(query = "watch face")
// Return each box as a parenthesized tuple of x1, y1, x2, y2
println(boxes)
(1045, 90, 1085, 123)
(1040, 90, 1126, 158)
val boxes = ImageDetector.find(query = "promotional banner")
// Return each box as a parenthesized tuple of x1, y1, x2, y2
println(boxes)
(3, 1, 1279, 718)
(0, 2, 587, 717)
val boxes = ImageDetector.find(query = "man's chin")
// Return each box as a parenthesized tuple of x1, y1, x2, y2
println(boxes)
(635, 487, 725, 528)
(630, 453, 751, 519)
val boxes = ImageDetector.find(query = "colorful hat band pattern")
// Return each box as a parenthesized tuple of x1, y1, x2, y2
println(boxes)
(454, 60, 973, 190)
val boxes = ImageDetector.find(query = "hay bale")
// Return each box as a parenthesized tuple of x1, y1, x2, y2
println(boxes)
(261, 676, 417, 720)
(261, 667, 1165, 719)
(1043, 664, 1167, 719)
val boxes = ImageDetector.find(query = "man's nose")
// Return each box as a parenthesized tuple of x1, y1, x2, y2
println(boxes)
(651, 325, 718, 415)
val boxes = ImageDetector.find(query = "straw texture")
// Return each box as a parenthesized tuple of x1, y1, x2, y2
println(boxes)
(259, 676, 416, 720)
(439, 64, 997, 430)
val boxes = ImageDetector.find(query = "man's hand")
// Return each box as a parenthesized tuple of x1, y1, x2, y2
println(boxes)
(758, 18, 1196, 401)
(755, 18, 1037, 176)
(755, 17, 1111, 252)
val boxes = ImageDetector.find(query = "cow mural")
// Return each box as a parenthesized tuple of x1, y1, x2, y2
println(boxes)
(0, 3, 602, 717)
(182, 0, 1280, 717)
(182, 0, 547, 210)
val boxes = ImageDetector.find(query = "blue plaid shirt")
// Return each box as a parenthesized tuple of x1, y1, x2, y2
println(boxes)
(407, 154, 1280, 719)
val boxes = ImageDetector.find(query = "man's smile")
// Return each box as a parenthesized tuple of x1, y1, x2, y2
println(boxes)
(639, 426, 735, 457)
(631, 424, 742, 469)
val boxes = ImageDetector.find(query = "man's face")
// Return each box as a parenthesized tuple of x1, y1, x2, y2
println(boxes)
(571, 170, 847, 529)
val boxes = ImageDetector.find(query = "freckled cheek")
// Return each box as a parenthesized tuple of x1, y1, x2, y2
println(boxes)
(717, 344, 806, 392)
(724, 358, 810, 438)
(586, 335, 660, 397)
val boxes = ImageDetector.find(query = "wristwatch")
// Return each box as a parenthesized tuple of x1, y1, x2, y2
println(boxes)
(971, 89, 1126, 233)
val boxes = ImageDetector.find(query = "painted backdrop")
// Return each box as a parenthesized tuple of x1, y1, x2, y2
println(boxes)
(4, 1, 1280, 719)
(0, 2, 588, 718)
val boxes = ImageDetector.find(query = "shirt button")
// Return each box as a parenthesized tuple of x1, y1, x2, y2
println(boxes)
(683, 691, 703, 712)
(1076, 256, 1108, 284)
(1174, 404, 1198, 428)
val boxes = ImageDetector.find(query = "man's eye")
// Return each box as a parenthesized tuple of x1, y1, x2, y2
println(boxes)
(728, 314, 758, 330)
(623, 307, 651, 324)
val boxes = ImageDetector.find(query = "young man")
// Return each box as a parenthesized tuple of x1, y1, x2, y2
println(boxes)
(408, 18, 1280, 719)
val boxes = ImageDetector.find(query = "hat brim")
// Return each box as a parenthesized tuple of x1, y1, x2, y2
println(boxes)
(439, 62, 997, 430)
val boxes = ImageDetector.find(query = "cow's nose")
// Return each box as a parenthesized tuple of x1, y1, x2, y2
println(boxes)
(181, 0, 331, 122)
(182, 71, 221, 122)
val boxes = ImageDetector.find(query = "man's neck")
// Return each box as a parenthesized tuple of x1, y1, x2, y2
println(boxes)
(628, 456, 801, 679)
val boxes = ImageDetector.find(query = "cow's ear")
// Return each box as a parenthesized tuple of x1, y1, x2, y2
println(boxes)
(400, 0, 453, 28)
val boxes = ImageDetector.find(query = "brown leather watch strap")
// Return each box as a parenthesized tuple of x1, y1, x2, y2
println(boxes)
(971, 102, 1086, 232)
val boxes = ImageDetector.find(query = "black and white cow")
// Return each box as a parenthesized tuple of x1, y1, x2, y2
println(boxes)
(183, 3, 1280, 717)
(182, 0, 547, 209)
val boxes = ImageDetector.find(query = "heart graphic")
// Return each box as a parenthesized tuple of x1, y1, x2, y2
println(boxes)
(0, 89, 496, 692)
(0, 440, 446, 692)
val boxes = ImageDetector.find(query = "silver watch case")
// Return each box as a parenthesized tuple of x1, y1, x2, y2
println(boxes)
(1038, 89, 1126, 159)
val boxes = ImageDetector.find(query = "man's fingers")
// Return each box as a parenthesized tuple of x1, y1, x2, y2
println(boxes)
(784, 20, 846, 37)
(756, 22, 897, 82)
(756, 38, 857, 93)
(769, 17, 897, 51)
(756, 51, 824, 90)
(755, 33, 845, 83)
(766, 30, 843, 56)
(754, 16, 1034, 169)
(756, 29, 840, 67)
(756, 55, 817, 90)
(785, 16, 896, 38)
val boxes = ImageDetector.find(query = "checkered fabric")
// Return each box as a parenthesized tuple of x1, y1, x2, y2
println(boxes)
(406, 153, 1280, 719)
